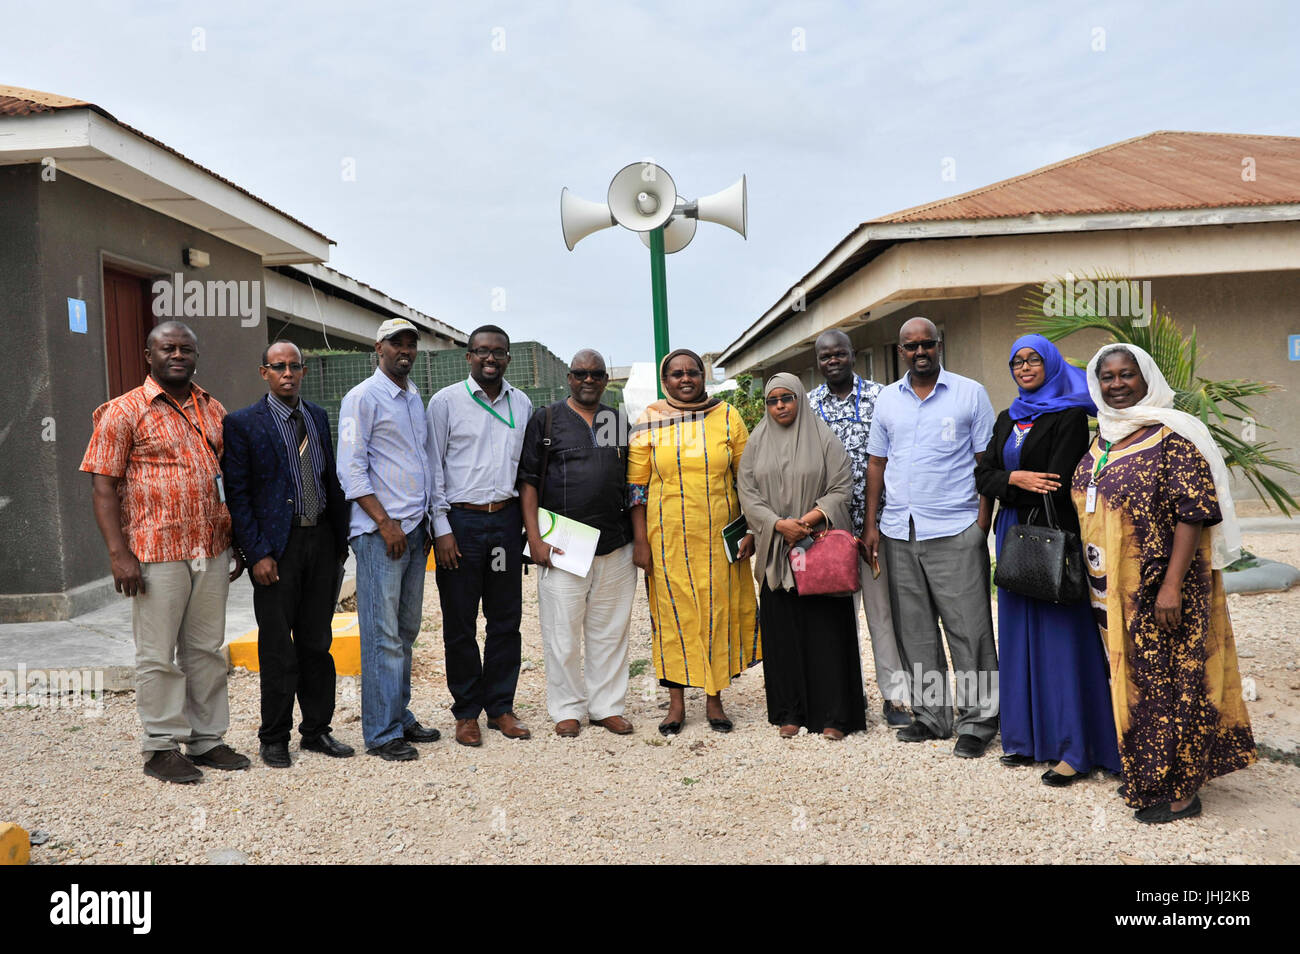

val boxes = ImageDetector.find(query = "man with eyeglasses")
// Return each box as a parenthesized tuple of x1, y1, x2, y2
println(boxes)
(338, 318, 440, 761)
(222, 340, 354, 767)
(863, 317, 1000, 759)
(807, 329, 910, 728)
(518, 349, 635, 738)
(428, 324, 534, 746)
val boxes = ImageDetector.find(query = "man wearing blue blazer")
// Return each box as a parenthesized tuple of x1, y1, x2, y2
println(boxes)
(222, 341, 354, 767)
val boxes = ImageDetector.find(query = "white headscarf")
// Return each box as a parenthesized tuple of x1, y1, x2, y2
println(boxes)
(1087, 343, 1241, 569)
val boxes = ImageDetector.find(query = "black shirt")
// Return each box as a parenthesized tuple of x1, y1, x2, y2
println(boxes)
(517, 400, 632, 555)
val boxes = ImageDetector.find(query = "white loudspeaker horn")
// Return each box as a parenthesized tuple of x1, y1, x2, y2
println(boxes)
(607, 162, 677, 232)
(560, 187, 616, 251)
(695, 174, 747, 239)
(639, 204, 697, 253)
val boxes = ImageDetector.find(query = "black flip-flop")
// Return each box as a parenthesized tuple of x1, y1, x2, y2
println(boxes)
(708, 717, 733, 733)
(658, 720, 683, 737)
(1134, 794, 1202, 824)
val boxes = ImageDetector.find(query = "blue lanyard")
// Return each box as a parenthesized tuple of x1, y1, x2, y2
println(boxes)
(816, 377, 861, 424)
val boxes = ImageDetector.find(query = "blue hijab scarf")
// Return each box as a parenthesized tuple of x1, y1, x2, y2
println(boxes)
(1007, 334, 1096, 421)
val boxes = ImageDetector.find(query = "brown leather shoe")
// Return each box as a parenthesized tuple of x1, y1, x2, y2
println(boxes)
(779, 724, 800, 739)
(455, 718, 482, 747)
(554, 719, 580, 738)
(486, 711, 531, 739)
(590, 714, 634, 735)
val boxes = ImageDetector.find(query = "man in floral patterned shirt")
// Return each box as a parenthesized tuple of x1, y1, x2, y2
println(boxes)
(807, 330, 910, 726)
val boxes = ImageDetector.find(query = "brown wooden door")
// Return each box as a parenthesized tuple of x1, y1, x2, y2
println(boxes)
(103, 267, 153, 399)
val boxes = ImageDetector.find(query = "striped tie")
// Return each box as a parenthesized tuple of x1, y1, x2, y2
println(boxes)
(291, 409, 321, 520)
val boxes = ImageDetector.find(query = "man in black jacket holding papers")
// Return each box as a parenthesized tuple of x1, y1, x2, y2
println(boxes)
(519, 349, 636, 738)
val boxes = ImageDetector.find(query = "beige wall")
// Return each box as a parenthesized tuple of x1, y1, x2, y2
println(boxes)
(751, 269, 1300, 502)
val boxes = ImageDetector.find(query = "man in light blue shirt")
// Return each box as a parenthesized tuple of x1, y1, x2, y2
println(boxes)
(427, 325, 533, 747)
(337, 318, 441, 762)
(863, 317, 999, 758)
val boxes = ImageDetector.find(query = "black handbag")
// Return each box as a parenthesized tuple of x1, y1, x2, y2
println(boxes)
(993, 493, 1087, 604)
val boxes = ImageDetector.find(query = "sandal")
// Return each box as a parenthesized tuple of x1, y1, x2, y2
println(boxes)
(1134, 795, 1202, 824)
(707, 717, 733, 733)
(657, 719, 683, 737)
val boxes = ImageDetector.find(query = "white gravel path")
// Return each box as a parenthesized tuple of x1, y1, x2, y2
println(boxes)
(4, 534, 1297, 865)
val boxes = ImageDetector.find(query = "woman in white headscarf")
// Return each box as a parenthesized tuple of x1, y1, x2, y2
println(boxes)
(1072, 344, 1255, 824)
(738, 373, 866, 739)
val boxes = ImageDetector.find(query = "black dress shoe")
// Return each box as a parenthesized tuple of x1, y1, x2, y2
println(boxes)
(1041, 766, 1089, 787)
(367, 738, 418, 761)
(403, 721, 441, 743)
(260, 741, 292, 768)
(897, 720, 943, 743)
(301, 733, 355, 758)
(953, 735, 990, 759)
(999, 753, 1036, 767)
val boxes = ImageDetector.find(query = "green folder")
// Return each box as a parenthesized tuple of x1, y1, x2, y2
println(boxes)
(721, 514, 749, 563)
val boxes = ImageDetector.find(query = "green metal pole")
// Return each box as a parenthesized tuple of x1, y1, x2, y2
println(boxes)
(649, 226, 669, 399)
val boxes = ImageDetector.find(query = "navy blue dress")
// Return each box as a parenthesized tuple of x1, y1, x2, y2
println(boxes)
(994, 426, 1121, 773)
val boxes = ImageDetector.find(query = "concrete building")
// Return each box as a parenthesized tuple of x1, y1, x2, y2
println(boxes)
(717, 131, 1300, 500)
(0, 86, 463, 622)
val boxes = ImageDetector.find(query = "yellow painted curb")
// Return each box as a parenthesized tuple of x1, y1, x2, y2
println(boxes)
(227, 613, 361, 676)
(0, 822, 29, 865)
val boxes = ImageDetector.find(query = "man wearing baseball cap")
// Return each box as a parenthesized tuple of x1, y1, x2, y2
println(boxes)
(336, 317, 441, 760)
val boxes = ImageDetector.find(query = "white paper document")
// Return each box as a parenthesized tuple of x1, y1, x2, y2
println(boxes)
(525, 508, 601, 578)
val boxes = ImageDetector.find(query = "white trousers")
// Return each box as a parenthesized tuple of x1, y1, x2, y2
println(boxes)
(537, 543, 636, 723)
(855, 552, 909, 704)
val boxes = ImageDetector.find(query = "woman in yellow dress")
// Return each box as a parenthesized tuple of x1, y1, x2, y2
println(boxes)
(629, 349, 760, 735)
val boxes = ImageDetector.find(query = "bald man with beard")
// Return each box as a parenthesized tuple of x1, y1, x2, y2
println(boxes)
(862, 317, 999, 759)
(518, 349, 636, 737)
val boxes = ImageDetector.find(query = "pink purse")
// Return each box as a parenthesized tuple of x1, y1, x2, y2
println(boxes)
(789, 529, 861, 597)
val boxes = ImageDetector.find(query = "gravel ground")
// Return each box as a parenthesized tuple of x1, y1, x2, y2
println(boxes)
(4, 533, 1298, 865)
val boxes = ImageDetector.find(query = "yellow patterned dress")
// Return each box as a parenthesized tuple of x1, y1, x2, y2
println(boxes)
(1072, 425, 1256, 809)
(628, 401, 761, 693)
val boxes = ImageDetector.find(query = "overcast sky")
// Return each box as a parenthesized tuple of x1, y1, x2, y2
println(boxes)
(5, 1, 1298, 368)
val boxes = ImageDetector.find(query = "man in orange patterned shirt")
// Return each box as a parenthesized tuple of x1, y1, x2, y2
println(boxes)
(80, 321, 250, 783)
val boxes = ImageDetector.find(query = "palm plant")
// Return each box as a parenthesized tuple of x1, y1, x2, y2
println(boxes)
(1018, 276, 1299, 515)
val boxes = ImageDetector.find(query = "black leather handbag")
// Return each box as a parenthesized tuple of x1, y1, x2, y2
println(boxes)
(993, 493, 1088, 604)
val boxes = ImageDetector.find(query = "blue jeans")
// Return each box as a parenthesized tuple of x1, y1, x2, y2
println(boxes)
(352, 524, 427, 749)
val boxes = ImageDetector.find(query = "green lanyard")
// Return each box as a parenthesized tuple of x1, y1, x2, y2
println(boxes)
(466, 380, 514, 428)
(1091, 439, 1113, 482)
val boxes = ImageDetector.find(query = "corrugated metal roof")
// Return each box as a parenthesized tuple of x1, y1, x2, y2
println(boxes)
(870, 131, 1300, 223)
(0, 85, 334, 245)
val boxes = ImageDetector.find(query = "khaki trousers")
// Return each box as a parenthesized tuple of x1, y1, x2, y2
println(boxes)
(855, 554, 909, 704)
(132, 551, 232, 755)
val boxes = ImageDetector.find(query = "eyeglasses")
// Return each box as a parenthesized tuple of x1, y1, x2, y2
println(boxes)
(1009, 355, 1044, 370)
(569, 368, 608, 380)
(469, 348, 510, 360)
(667, 369, 703, 380)
(765, 393, 798, 406)
(901, 339, 938, 353)
(263, 362, 304, 373)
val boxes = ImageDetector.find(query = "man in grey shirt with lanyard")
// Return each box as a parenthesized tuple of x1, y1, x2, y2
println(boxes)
(428, 325, 534, 747)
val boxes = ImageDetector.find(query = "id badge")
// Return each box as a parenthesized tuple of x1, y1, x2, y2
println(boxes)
(214, 473, 226, 504)
(1085, 484, 1097, 514)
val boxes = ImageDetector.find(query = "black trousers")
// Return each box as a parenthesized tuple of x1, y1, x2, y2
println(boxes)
(252, 522, 338, 744)
(435, 502, 523, 720)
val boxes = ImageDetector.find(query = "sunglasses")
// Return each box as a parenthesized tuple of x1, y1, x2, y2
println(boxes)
(765, 393, 798, 406)
(569, 369, 608, 380)
(263, 362, 304, 373)
(901, 339, 938, 353)
(667, 369, 703, 380)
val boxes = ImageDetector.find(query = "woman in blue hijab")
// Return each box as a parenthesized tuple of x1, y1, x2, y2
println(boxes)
(975, 334, 1121, 787)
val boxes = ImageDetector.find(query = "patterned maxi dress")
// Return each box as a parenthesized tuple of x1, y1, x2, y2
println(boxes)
(1072, 426, 1256, 809)
(628, 402, 761, 693)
